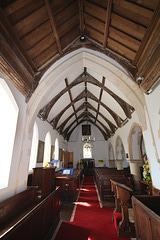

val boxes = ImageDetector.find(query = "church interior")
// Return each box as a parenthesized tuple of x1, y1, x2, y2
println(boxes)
(0, 0, 160, 239)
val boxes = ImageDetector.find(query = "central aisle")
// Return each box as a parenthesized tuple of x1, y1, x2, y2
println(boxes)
(54, 176, 130, 240)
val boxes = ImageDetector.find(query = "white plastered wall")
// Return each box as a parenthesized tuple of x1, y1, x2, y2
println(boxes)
(0, 73, 26, 201)
(26, 48, 147, 176)
(3, 48, 159, 200)
(68, 123, 109, 168)
(143, 86, 160, 189)
(35, 117, 67, 169)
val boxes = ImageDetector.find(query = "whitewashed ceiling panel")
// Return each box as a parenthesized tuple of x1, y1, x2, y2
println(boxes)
(48, 92, 71, 121)
(101, 91, 126, 119)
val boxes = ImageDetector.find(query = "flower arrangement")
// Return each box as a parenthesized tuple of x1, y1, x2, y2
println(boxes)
(44, 161, 49, 167)
(143, 155, 151, 183)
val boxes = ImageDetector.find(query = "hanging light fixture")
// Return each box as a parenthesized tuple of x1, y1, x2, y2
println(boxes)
(81, 136, 95, 142)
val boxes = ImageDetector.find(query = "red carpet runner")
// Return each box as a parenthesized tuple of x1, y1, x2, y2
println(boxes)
(54, 176, 130, 240)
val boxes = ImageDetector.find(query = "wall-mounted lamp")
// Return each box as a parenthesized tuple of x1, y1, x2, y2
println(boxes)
(136, 76, 144, 84)
(80, 36, 86, 42)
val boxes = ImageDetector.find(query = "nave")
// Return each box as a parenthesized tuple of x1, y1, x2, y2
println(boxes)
(52, 176, 130, 240)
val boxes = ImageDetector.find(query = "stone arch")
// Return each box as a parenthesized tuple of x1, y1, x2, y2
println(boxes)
(128, 122, 143, 161)
(21, 47, 148, 187)
(27, 48, 147, 133)
(115, 136, 125, 161)
(127, 122, 144, 190)
(115, 136, 127, 169)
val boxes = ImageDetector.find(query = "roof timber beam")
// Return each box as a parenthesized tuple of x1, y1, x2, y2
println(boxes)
(50, 89, 123, 128)
(65, 78, 78, 124)
(85, 72, 135, 118)
(57, 102, 117, 134)
(0, 7, 38, 75)
(103, 0, 112, 49)
(95, 76, 105, 123)
(75, 111, 111, 136)
(39, 72, 85, 120)
(64, 118, 109, 141)
(84, 111, 111, 136)
(132, 1, 160, 66)
(39, 69, 134, 120)
(79, 0, 84, 36)
(44, 0, 62, 54)
(55, 89, 123, 127)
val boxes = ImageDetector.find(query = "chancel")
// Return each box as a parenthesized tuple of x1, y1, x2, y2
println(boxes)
(0, 0, 160, 240)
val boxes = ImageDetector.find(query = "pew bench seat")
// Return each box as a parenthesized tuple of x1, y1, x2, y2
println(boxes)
(0, 187, 60, 240)
(110, 180, 136, 238)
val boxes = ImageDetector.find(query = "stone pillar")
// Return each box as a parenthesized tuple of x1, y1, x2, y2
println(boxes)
(116, 160, 123, 170)
(128, 159, 142, 191)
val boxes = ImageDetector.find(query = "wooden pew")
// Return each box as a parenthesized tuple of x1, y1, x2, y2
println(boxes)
(110, 180, 136, 238)
(0, 187, 60, 240)
(0, 187, 40, 229)
(110, 180, 121, 213)
(55, 169, 82, 202)
(32, 167, 56, 198)
(152, 186, 160, 196)
(132, 195, 160, 240)
(93, 168, 133, 203)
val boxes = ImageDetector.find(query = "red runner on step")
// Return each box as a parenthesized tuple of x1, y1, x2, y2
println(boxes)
(54, 176, 130, 240)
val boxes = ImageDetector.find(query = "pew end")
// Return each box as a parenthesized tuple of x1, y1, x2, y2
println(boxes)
(110, 180, 136, 238)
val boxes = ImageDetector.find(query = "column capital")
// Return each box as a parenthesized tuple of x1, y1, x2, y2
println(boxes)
(116, 159, 123, 162)
(127, 159, 142, 163)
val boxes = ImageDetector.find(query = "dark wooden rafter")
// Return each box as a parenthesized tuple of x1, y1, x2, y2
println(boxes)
(103, 0, 112, 49)
(79, 0, 84, 36)
(132, 1, 160, 66)
(64, 118, 109, 141)
(57, 102, 117, 134)
(76, 111, 111, 135)
(85, 72, 135, 119)
(50, 88, 123, 131)
(39, 72, 85, 119)
(38, 37, 137, 82)
(0, 7, 38, 75)
(0, 6, 43, 100)
(73, 90, 123, 127)
(65, 78, 78, 124)
(84, 111, 111, 135)
(39, 68, 134, 120)
(1, 0, 159, 103)
(95, 76, 105, 123)
(44, 0, 62, 54)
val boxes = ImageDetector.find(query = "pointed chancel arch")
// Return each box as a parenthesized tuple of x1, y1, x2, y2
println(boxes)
(38, 64, 135, 140)
(27, 48, 147, 141)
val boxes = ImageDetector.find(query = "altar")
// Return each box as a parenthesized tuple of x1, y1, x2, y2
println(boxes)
(81, 158, 95, 175)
